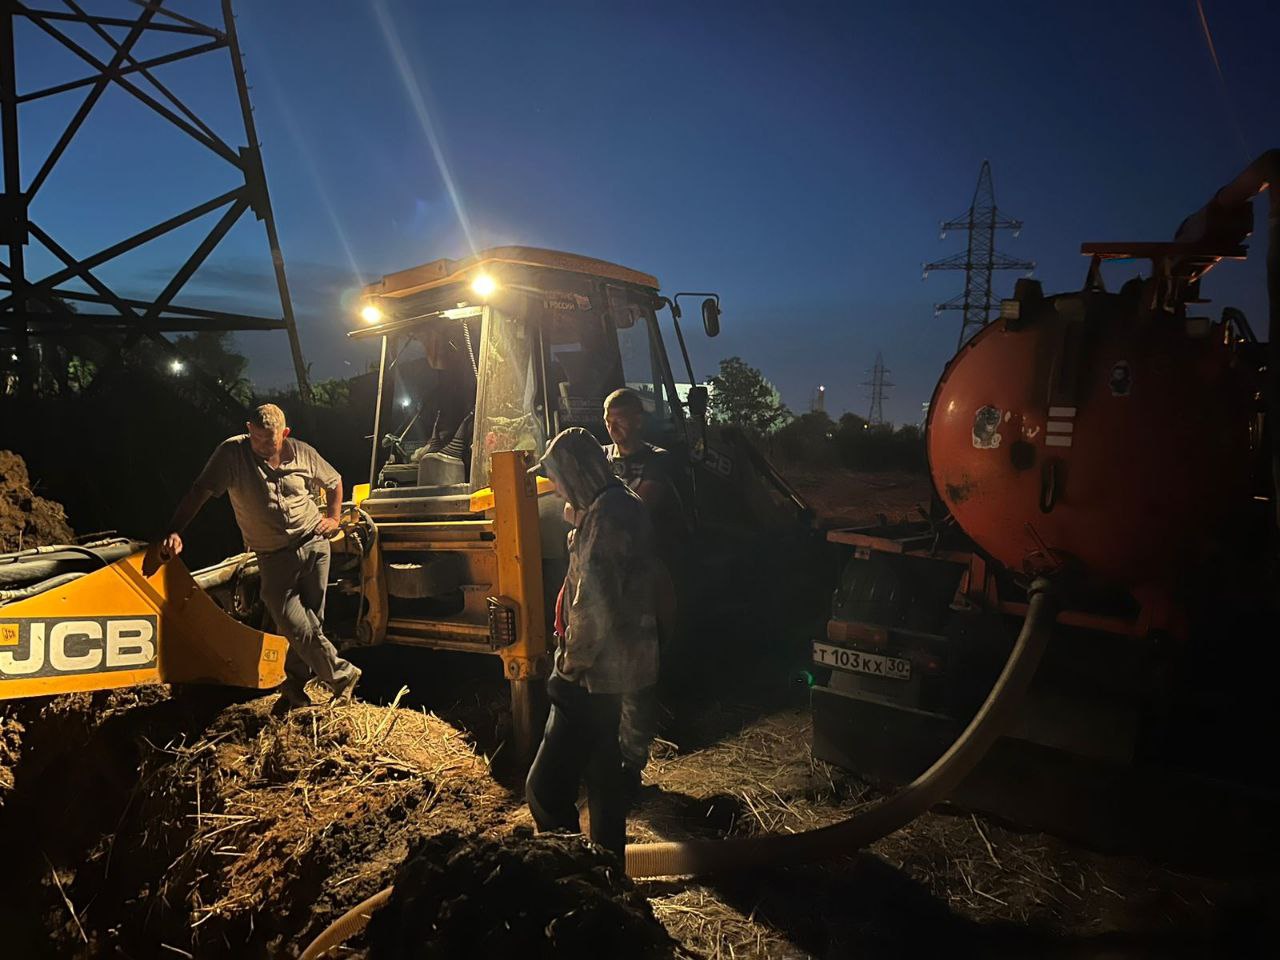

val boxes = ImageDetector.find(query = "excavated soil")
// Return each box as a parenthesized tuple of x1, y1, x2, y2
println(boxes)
(1, 676, 1275, 959)
(360, 829, 683, 959)
(0, 450, 77, 809)
(0, 685, 683, 959)
(0, 687, 529, 959)
(1, 452, 1274, 957)
(0, 449, 74, 552)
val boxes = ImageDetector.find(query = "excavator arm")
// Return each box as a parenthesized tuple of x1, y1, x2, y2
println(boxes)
(0, 544, 286, 700)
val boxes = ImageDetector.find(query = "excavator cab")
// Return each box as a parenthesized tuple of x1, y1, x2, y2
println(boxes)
(340, 248, 703, 753)
(354, 247, 689, 498)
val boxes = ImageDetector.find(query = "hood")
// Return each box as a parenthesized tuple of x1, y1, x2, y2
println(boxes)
(537, 427, 615, 511)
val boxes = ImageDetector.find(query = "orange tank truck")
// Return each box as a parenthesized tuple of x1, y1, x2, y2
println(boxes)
(928, 272, 1258, 630)
(811, 153, 1279, 830)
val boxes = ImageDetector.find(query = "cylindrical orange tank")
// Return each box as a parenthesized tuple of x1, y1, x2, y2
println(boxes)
(927, 281, 1256, 602)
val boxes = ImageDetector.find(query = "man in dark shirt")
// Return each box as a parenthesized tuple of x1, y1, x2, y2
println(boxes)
(602, 388, 686, 551)
(603, 388, 669, 494)
(601, 388, 685, 796)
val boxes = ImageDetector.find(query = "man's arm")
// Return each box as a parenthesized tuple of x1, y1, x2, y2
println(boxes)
(316, 478, 343, 537)
(151, 441, 234, 570)
(308, 442, 344, 537)
(157, 486, 213, 561)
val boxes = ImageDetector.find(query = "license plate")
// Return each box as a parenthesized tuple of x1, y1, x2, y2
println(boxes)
(813, 641, 911, 681)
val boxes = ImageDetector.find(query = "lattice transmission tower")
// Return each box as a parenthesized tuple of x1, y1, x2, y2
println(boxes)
(0, 0, 311, 415)
(863, 351, 891, 425)
(924, 160, 1035, 351)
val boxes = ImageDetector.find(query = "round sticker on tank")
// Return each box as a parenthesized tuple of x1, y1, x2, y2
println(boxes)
(972, 405, 1003, 449)
(1109, 361, 1132, 397)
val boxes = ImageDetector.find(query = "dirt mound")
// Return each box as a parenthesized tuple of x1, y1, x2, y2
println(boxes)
(0, 684, 167, 812)
(362, 829, 683, 960)
(0, 713, 21, 799)
(0, 450, 77, 806)
(0, 449, 74, 551)
(7, 689, 517, 959)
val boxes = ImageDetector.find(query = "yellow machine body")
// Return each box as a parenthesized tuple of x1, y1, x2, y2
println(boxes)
(0, 551, 287, 700)
(348, 450, 550, 753)
(354, 450, 548, 674)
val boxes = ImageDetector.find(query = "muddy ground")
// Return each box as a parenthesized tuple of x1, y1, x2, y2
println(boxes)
(1, 460, 1275, 956)
(0, 666, 1274, 959)
(777, 466, 934, 529)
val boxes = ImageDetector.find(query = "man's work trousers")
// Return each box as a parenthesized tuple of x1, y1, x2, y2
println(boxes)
(619, 684, 659, 773)
(256, 537, 357, 701)
(525, 673, 626, 859)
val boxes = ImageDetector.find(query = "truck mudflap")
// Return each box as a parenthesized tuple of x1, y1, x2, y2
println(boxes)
(0, 550, 287, 700)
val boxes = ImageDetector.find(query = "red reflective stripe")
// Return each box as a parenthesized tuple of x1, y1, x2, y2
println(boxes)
(554, 580, 567, 637)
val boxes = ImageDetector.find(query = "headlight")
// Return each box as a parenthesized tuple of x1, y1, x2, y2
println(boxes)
(470, 273, 498, 299)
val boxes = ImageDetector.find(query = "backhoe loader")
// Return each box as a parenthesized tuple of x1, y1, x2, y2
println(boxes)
(2, 247, 815, 749)
(321, 247, 817, 753)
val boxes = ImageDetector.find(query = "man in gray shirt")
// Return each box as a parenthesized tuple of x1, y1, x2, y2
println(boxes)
(156, 403, 360, 710)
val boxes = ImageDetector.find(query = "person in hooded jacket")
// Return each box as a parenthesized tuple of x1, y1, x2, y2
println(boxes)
(524, 427, 660, 859)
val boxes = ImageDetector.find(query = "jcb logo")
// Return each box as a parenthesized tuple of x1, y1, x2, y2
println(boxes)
(695, 445, 734, 479)
(0, 617, 158, 679)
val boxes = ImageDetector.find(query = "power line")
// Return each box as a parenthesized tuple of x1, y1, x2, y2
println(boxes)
(863, 352, 891, 425)
(924, 160, 1035, 351)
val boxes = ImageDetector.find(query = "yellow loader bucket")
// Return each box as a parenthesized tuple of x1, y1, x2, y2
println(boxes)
(0, 551, 287, 700)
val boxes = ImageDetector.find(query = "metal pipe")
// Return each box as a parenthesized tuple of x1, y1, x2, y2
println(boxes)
(369, 334, 389, 490)
(1173, 151, 1280, 523)
(0, 572, 86, 603)
(191, 552, 257, 590)
(1266, 166, 1280, 526)
(537, 320, 554, 438)
(667, 305, 697, 387)
(0, 538, 134, 563)
(0, 541, 140, 587)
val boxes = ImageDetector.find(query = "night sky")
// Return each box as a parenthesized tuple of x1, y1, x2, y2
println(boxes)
(8, 0, 1280, 425)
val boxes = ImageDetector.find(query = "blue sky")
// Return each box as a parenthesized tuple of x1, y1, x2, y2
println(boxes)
(7, 0, 1279, 424)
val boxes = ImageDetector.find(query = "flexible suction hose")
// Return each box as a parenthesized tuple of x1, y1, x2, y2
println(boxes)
(298, 887, 393, 960)
(626, 578, 1054, 877)
(298, 580, 1055, 955)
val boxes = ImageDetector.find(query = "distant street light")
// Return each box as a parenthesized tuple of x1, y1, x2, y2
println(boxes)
(170, 359, 185, 374)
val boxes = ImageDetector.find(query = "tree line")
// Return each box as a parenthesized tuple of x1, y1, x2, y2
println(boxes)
(707, 356, 926, 473)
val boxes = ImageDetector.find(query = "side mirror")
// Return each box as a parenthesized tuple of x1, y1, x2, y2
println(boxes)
(687, 384, 709, 421)
(701, 298, 721, 337)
